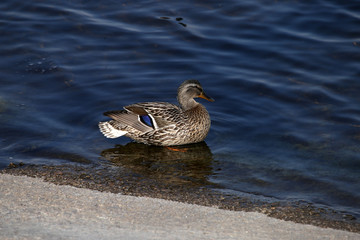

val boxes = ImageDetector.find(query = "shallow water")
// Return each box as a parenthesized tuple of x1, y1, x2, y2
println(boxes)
(1, 0, 360, 218)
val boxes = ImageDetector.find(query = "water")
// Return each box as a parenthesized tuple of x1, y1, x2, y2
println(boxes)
(1, 0, 360, 218)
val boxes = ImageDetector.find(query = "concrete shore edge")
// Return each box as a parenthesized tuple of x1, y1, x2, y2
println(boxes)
(1, 174, 359, 240)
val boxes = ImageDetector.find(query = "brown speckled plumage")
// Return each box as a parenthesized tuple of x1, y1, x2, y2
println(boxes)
(98, 80, 214, 146)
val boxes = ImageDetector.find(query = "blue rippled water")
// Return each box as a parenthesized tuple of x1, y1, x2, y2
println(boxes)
(1, 0, 360, 217)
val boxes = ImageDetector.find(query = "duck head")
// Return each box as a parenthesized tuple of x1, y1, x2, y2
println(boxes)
(177, 79, 214, 110)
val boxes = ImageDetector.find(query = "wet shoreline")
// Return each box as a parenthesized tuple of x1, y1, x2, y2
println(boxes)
(2, 163, 359, 233)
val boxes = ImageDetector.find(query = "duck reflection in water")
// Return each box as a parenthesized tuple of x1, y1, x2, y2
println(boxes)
(100, 142, 214, 187)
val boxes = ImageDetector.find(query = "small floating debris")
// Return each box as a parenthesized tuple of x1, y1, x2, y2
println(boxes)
(159, 16, 187, 27)
(7, 162, 25, 169)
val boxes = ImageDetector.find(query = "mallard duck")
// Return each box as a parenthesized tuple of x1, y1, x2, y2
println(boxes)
(98, 79, 214, 146)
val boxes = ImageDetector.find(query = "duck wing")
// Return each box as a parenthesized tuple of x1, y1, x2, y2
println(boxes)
(124, 102, 183, 129)
(103, 109, 153, 133)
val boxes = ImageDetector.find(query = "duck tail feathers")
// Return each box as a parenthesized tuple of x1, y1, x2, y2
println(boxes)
(98, 121, 127, 138)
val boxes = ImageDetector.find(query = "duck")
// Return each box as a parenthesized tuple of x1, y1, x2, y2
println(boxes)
(98, 79, 214, 146)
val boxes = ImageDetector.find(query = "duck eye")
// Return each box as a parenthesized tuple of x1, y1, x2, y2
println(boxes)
(186, 86, 202, 94)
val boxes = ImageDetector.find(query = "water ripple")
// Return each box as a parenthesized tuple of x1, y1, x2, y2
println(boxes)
(0, 0, 359, 217)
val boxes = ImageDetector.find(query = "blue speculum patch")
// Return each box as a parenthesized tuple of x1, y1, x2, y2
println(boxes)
(140, 115, 153, 128)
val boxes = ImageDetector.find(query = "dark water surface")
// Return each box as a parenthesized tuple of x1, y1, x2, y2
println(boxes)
(1, 0, 360, 218)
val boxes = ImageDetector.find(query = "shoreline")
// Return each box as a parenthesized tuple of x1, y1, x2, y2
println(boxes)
(1, 164, 359, 234)
(1, 173, 359, 239)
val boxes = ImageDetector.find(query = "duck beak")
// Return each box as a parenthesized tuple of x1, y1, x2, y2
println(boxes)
(198, 92, 215, 102)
